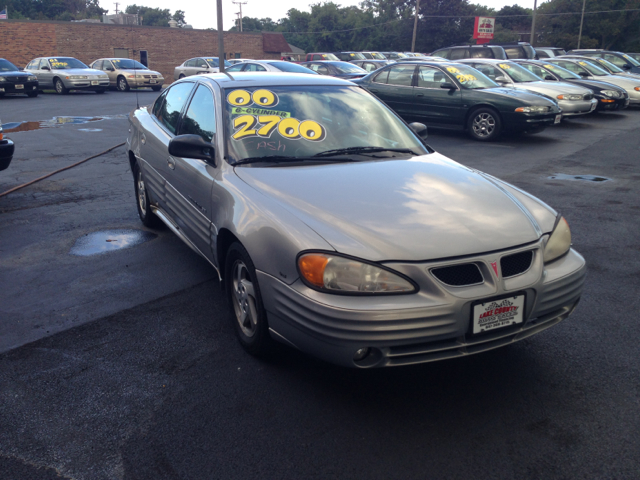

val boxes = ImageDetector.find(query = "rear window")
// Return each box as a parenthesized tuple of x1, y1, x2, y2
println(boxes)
(270, 62, 318, 74)
(470, 48, 493, 59)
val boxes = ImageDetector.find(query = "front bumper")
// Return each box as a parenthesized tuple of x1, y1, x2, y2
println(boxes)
(559, 98, 598, 116)
(260, 243, 586, 368)
(595, 96, 628, 111)
(63, 79, 110, 89)
(129, 77, 164, 87)
(503, 110, 561, 133)
(0, 81, 39, 94)
(0, 139, 15, 171)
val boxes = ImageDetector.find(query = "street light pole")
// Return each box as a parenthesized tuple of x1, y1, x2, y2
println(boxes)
(217, 0, 225, 72)
(411, 0, 420, 53)
(530, 0, 537, 47)
(577, 0, 587, 49)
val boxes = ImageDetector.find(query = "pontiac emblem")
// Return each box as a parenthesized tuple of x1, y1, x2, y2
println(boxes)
(491, 261, 499, 278)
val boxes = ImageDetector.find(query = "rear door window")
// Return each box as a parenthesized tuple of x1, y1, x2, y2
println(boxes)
(470, 48, 492, 58)
(433, 49, 450, 59)
(386, 64, 416, 86)
(604, 54, 626, 67)
(450, 48, 469, 60)
(157, 82, 195, 134)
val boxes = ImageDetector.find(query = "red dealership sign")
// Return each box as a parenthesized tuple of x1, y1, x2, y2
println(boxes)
(473, 16, 495, 44)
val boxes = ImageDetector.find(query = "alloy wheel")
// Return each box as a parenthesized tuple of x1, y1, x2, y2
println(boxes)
(231, 260, 258, 338)
(137, 170, 147, 216)
(472, 112, 496, 138)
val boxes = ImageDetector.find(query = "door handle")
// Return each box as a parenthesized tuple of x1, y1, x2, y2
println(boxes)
(167, 157, 176, 170)
(416, 93, 424, 97)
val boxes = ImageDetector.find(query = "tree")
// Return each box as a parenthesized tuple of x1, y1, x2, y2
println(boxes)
(125, 4, 171, 27)
(4, 0, 106, 21)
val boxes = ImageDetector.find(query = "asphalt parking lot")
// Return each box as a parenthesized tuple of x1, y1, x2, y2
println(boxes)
(1, 90, 639, 479)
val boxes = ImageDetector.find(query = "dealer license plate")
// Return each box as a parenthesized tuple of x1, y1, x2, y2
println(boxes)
(150, 80, 157, 84)
(91, 80, 99, 85)
(472, 295, 525, 334)
(15, 84, 24, 89)
(554, 114, 562, 124)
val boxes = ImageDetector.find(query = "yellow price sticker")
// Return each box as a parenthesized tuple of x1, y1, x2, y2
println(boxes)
(498, 63, 511, 69)
(544, 64, 554, 69)
(446, 67, 460, 74)
(456, 74, 476, 83)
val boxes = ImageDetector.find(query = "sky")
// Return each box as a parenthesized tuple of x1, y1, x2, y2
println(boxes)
(120, 0, 536, 31)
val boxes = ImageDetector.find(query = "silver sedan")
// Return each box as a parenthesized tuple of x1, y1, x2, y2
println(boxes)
(224, 60, 318, 74)
(89, 58, 164, 91)
(126, 73, 586, 368)
(24, 57, 109, 94)
(459, 59, 598, 116)
(173, 57, 231, 80)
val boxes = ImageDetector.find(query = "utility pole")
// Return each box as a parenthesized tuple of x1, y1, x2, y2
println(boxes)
(577, 0, 587, 49)
(114, 2, 119, 14)
(233, 0, 247, 32)
(411, 0, 420, 53)
(217, 0, 225, 72)
(530, 0, 537, 47)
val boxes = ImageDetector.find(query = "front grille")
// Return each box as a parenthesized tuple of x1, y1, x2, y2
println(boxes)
(431, 264, 483, 286)
(7, 76, 24, 83)
(500, 251, 533, 278)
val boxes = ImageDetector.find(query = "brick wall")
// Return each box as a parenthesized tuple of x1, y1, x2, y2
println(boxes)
(0, 20, 282, 83)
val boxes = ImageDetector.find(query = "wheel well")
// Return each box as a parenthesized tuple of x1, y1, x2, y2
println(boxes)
(217, 228, 240, 285)
(128, 150, 137, 180)
(464, 105, 500, 130)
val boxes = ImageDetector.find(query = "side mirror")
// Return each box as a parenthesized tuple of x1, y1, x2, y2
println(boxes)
(42, 66, 51, 71)
(409, 122, 428, 139)
(622, 63, 632, 70)
(544, 75, 557, 81)
(440, 82, 456, 89)
(106, 67, 114, 71)
(495, 76, 509, 83)
(168, 135, 216, 165)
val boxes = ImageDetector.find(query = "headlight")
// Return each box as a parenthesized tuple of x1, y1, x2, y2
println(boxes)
(515, 106, 550, 113)
(0, 76, 6, 82)
(297, 253, 417, 294)
(27, 76, 37, 81)
(100, 75, 109, 79)
(68, 75, 87, 79)
(543, 216, 571, 263)
(601, 90, 621, 98)
(556, 94, 584, 100)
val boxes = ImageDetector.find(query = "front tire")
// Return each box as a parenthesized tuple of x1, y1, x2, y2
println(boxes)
(225, 242, 273, 356)
(54, 78, 68, 95)
(117, 76, 130, 92)
(467, 107, 502, 141)
(152, 85, 162, 92)
(133, 163, 162, 228)
(179, 74, 186, 79)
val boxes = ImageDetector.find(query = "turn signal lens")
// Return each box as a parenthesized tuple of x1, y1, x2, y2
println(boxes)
(635, 87, 640, 91)
(298, 254, 330, 288)
(297, 253, 416, 294)
(543, 217, 572, 263)
(600, 99, 615, 103)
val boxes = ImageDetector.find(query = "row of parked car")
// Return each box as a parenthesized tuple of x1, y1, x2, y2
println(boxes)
(0, 56, 164, 97)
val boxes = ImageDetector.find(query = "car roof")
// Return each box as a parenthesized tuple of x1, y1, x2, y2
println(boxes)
(194, 72, 356, 88)
(457, 58, 510, 64)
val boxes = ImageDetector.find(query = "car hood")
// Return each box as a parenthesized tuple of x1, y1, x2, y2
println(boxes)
(234, 153, 555, 261)
(602, 75, 640, 88)
(1, 71, 31, 77)
(567, 79, 626, 92)
(53, 68, 105, 76)
(120, 69, 162, 76)
(512, 81, 591, 97)
(479, 87, 559, 105)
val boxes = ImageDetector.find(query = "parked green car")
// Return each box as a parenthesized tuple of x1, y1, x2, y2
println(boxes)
(354, 61, 561, 140)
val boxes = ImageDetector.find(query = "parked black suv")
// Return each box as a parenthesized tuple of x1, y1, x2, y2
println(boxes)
(566, 50, 640, 75)
(430, 44, 507, 60)
(492, 43, 537, 60)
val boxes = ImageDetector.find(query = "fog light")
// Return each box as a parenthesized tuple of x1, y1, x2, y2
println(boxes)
(353, 348, 370, 361)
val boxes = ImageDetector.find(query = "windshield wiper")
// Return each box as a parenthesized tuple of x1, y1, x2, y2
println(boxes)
(312, 146, 420, 158)
(233, 155, 360, 166)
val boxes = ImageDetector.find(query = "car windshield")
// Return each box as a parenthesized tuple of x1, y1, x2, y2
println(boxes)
(346, 52, 366, 60)
(334, 63, 366, 74)
(576, 60, 609, 76)
(444, 65, 499, 89)
(0, 59, 19, 71)
(371, 52, 386, 60)
(593, 58, 624, 73)
(540, 63, 580, 79)
(622, 54, 640, 66)
(48, 58, 87, 69)
(270, 62, 317, 74)
(224, 85, 428, 164)
(112, 59, 148, 70)
(498, 62, 541, 82)
(205, 58, 232, 68)
(396, 53, 408, 58)
(322, 54, 340, 61)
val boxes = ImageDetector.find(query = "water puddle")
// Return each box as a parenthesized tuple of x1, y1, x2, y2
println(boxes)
(70, 229, 157, 256)
(1, 114, 127, 133)
(548, 173, 611, 182)
(78, 128, 103, 132)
